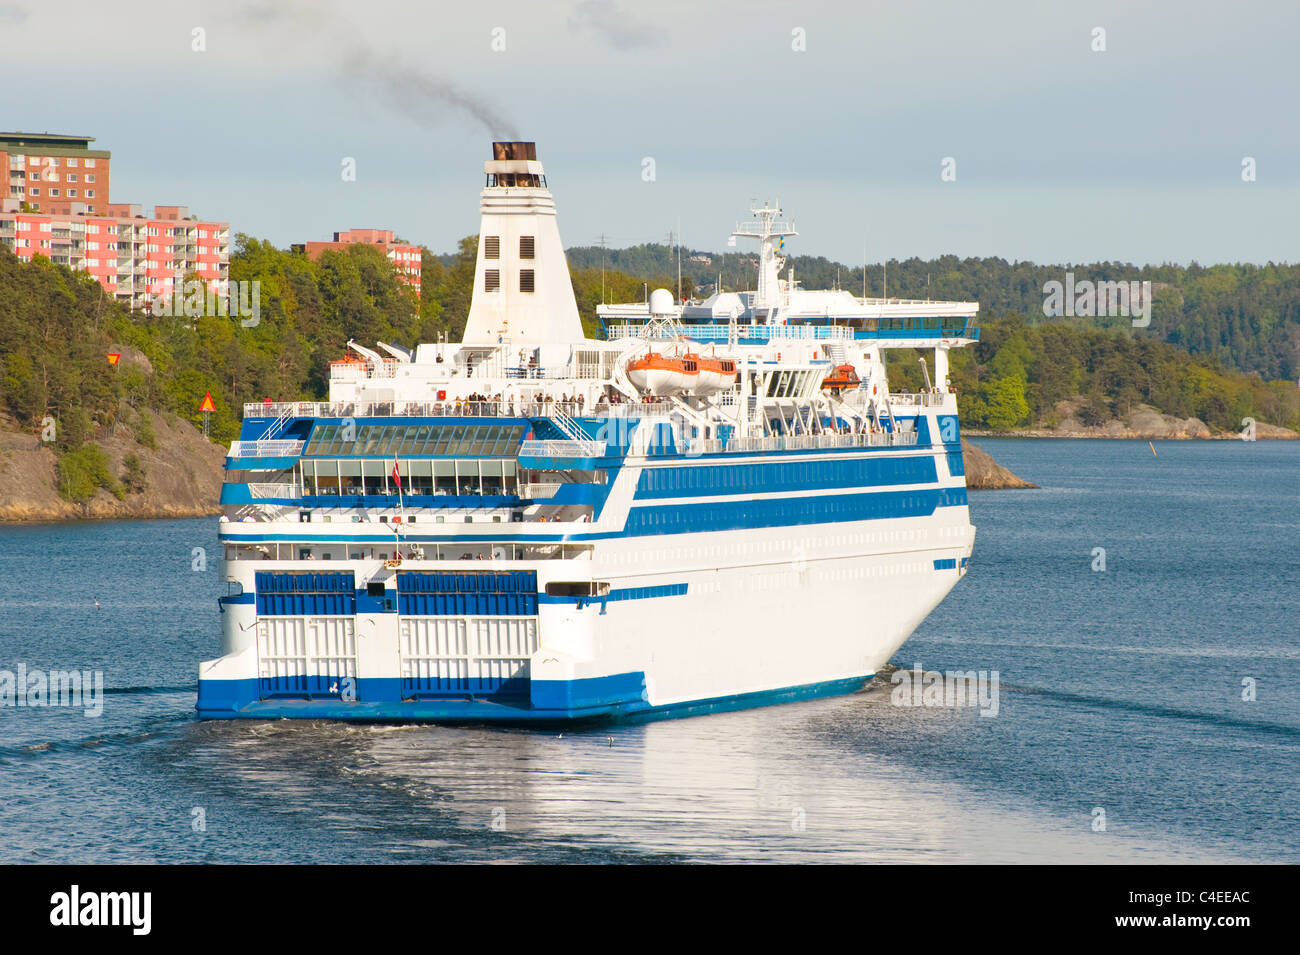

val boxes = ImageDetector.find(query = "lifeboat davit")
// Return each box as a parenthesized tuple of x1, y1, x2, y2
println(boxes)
(822, 363, 860, 391)
(627, 351, 699, 395)
(689, 354, 738, 394)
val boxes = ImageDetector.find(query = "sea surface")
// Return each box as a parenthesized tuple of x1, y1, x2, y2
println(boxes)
(0, 439, 1296, 863)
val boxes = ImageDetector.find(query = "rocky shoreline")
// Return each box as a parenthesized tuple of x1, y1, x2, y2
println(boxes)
(961, 439, 1037, 489)
(0, 412, 224, 523)
(966, 402, 1298, 441)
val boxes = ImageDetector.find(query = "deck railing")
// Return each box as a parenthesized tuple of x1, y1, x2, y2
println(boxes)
(228, 439, 305, 457)
(518, 440, 605, 458)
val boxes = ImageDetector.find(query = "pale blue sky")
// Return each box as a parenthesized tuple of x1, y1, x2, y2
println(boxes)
(3, 0, 1296, 264)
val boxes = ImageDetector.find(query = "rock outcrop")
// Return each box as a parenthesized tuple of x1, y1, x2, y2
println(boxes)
(0, 411, 225, 522)
(962, 439, 1037, 489)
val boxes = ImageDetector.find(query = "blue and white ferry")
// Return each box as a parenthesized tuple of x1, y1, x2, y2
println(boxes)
(197, 141, 979, 722)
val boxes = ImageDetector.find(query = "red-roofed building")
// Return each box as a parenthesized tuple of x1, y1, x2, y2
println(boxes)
(298, 228, 422, 295)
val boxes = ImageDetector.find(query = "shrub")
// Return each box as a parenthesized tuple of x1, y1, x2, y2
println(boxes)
(56, 444, 123, 504)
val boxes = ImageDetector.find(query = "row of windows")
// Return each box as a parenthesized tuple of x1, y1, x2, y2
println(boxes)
(303, 423, 525, 457)
(25, 156, 96, 167)
(482, 236, 534, 260)
(484, 269, 534, 292)
(297, 458, 520, 497)
(26, 187, 96, 198)
(14, 171, 98, 183)
(637, 455, 938, 497)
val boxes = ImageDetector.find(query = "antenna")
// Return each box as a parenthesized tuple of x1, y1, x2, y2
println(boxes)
(599, 232, 607, 304)
(676, 216, 682, 302)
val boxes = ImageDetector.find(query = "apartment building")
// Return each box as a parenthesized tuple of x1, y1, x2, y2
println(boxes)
(297, 227, 422, 294)
(0, 199, 230, 310)
(1, 131, 112, 216)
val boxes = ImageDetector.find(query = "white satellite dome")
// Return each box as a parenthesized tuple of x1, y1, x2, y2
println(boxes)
(648, 287, 675, 316)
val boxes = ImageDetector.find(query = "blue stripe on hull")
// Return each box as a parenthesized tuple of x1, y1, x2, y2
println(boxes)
(635, 455, 938, 499)
(625, 486, 967, 535)
(196, 672, 873, 724)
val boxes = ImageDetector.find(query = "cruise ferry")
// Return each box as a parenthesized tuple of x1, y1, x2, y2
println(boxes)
(197, 141, 979, 722)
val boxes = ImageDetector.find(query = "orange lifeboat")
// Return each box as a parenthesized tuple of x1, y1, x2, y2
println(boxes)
(627, 351, 700, 396)
(821, 363, 860, 391)
(690, 354, 738, 394)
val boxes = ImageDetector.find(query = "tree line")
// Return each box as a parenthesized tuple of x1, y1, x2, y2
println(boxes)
(0, 235, 1295, 504)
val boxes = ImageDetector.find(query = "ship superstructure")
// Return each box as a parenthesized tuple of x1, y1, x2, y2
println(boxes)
(198, 142, 978, 722)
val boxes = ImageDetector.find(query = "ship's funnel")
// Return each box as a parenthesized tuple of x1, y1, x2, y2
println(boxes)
(462, 141, 585, 345)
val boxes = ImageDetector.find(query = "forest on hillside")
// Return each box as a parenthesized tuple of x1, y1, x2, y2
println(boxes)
(566, 244, 1300, 382)
(1, 235, 1296, 505)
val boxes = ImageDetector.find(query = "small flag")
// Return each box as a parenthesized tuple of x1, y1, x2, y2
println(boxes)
(107, 353, 120, 365)
(391, 456, 401, 489)
(199, 392, 217, 413)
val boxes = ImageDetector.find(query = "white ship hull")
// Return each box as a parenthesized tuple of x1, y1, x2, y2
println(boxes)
(197, 140, 982, 723)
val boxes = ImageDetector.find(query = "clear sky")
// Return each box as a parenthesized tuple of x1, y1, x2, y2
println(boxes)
(3, 0, 1296, 265)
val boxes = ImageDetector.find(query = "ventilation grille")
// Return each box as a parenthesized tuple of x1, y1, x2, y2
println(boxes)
(519, 235, 535, 259)
(483, 236, 500, 259)
(484, 269, 500, 291)
(520, 269, 535, 293)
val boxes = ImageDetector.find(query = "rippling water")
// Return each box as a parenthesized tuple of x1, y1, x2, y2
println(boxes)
(1, 438, 1296, 863)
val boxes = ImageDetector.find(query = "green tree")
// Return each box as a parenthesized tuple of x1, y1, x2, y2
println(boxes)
(984, 376, 1030, 430)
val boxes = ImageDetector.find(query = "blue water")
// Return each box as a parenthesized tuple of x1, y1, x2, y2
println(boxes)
(0, 439, 1295, 863)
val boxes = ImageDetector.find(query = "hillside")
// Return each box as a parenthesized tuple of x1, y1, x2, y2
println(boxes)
(0, 410, 224, 521)
(10, 234, 1296, 523)
(565, 244, 1300, 381)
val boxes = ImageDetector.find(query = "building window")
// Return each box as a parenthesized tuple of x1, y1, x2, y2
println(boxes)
(483, 236, 500, 259)
(86, 174, 95, 183)
(66, 158, 77, 167)
(28, 188, 38, 196)
(520, 269, 535, 293)
(67, 174, 78, 182)
(68, 189, 78, 197)
(519, 235, 535, 259)
(484, 269, 500, 291)
(84, 159, 95, 168)
(86, 190, 95, 198)
(50, 188, 58, 196)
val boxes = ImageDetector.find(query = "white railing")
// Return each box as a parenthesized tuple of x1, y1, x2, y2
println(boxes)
(717, 430, 917, 454)
(605, 323, 855, 342)
(247, 482, 301, 499)
(228, 439, 305, 457)
(518, 483, 564, 499)
(244, 400, 515, 418)
(518, 440, 604, 458)
(888, 391, 949, 408)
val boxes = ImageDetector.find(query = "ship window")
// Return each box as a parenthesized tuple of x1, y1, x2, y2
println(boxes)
(367, 581, 386, 597)
(457, 460, 482, 495)
(484, 236, 499, 259)
(520, 269, 534, 293)
(431, 426, 456, 455)
(484, 269, 500, 291)
(434, 461, 457, 494)
(400, 425, 423, 454)
(519, 235, 534, 259)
